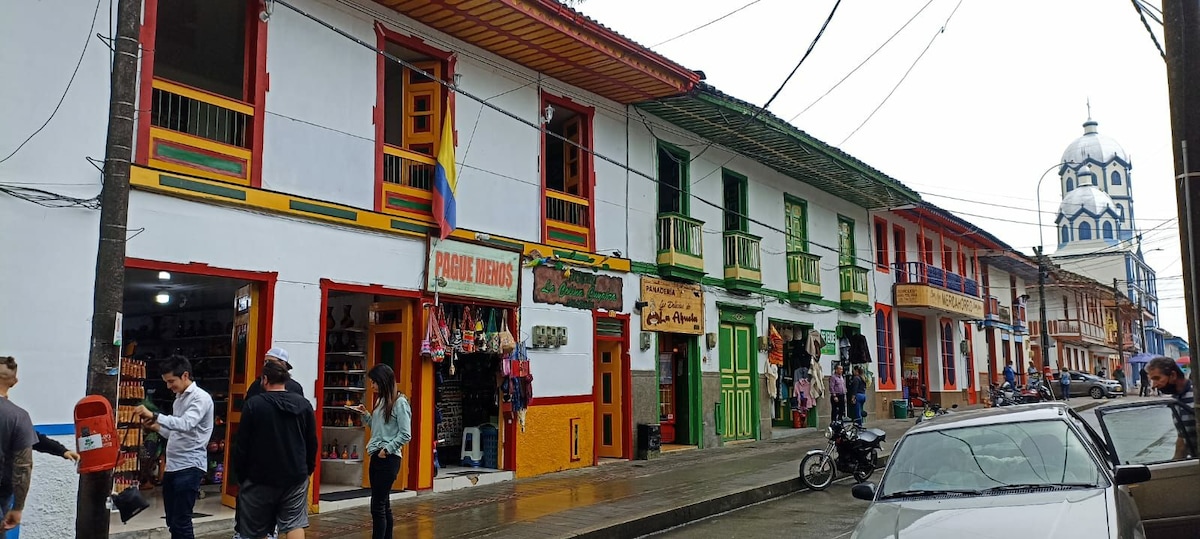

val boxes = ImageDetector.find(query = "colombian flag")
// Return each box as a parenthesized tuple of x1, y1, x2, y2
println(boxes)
(433, 109, 457, 239)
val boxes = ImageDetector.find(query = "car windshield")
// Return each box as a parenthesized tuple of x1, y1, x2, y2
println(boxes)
(878, 419, 1105, 498)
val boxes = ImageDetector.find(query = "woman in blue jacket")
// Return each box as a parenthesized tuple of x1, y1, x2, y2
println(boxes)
(349, 364, 411, 539)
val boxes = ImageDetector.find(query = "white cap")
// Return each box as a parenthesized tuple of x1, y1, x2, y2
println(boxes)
(265, 347, 292, 370)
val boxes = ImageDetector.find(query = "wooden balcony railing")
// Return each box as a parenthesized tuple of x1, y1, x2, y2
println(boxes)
(723, 231, 762, 291)
(1048, 319, 1107, 345)
(893, 261, 979, 297)
(656, 213, 704, 281)
(379, 145, 437, 219)
(787, 251, 822, 302)
(545, 190, 591, 249)
(146, 78, 254, 185)
(839, 265, 870, 312)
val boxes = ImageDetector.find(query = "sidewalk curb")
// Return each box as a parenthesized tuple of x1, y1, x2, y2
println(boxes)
(573, 453, 893, 539)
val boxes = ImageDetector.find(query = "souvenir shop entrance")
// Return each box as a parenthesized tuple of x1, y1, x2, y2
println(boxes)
(898, 315, 928, 405)
(655, 332, 699, 448)
(115, 259, 275, 528)
(767, 321, 819, 429)
(314, 282, 419, 506)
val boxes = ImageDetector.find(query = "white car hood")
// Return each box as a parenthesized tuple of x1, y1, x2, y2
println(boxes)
(853, 489, 1111, 539)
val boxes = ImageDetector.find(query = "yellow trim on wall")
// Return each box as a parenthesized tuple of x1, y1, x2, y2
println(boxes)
(515, 402, 594, 478)
(129, 165, 632, 273)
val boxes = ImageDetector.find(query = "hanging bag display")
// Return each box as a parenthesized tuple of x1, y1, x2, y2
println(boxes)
(498, 310, 517, 355)
(487, 309, 502, 352)
(475, 308, 489, 353)
(461, 307, 475, 353)
(420, 306, 436, 359)
(430, 307, 447, 363)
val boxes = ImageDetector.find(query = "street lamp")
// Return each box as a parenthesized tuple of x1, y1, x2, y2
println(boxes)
(1034, 161, 1077, 370)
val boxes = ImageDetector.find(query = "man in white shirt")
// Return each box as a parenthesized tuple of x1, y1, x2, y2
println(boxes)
(135, 355, 213, 539)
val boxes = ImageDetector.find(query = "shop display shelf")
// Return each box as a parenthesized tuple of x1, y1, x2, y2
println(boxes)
(328, 327, 366, 333)
(324, 387, 366, 392)
(326, 352, 365, 357)
(322, 425, 365, 430)
(134, 333, 231, 344)
(321, 458, 363, 463)
(326, 370, 366, 374)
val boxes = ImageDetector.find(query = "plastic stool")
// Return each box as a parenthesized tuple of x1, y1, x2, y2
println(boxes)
(461, 427, 483, 465)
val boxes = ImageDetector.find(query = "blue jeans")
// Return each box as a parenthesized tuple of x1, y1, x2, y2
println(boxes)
(852, 393, 867, 425)
(162, 467, 204, 539)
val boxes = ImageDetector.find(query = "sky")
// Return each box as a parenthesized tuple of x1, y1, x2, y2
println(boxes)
(576, 0, 1188, 338)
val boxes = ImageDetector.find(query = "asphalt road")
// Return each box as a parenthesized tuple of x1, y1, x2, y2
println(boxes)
(647, 480, 871, 539)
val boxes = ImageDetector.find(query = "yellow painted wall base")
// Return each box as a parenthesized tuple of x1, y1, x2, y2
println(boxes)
(516, 402, 594, 478)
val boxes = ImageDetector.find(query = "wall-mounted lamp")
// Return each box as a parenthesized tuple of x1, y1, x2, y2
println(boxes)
(155, 292, 171, 305)
(158, 271, 171, 281)
(634, 300, 649, 312)
(540, 104, 555, 125)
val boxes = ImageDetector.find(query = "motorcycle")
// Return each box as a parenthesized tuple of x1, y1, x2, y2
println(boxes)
(799, 420, 886, 490)
(915, 402, 958, 424)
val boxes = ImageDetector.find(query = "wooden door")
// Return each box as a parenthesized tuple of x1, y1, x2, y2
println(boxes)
(719, 322, 755, 441)
(562, 116, 583, 195)
(222, 283, 261, 508)
(363, 299, 413, 490)
(594, 340, 624, 458)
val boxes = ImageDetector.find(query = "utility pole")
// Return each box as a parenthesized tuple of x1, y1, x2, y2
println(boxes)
(1137, 292, 1147, 355)
(1035, 247, 1052, 370)
(1162, 0, 1200, 457)
(77, 0, 141, 536)
(1114, 278, 1124, 373)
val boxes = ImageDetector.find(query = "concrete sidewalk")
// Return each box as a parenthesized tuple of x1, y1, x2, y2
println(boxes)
(170, 399, 1104, 539)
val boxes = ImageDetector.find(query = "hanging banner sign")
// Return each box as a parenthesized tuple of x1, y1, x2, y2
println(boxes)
(821, 330, 837, 356)
(894, 284, 985, 319)
(639, 277, 704, 335)
(427, 238, 520, 303)
(532, 266, 623, 311)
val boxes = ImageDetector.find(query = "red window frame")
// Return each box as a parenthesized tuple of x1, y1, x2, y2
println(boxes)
(134, 0, 269, 187)
(923, 237, 935, 265)
(372, 23, 456, 215)
(875, 304, 897, 390)
(941, 318, 957, 390)
(539, 91, 596, 251)
(873, 217, 889, 272)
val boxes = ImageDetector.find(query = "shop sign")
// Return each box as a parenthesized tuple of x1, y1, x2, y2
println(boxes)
(894, 284, 985, 319)
(639, 277, 704, 335)
(820, 330, 837, 356)
(532, 266, 623, 311)
(427, 238, 520, 303)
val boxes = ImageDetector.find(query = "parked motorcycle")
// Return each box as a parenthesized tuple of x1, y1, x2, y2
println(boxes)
(799, 420, 886, 490)
(915, 402, 958, 424)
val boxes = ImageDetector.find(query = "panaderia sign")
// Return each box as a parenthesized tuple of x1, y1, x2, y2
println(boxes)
(639, 277, 704, 335)
(426, 238, 520, 304)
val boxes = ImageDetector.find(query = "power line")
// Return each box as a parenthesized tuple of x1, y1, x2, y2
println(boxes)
(650, 0, 765, 48)
(273, 0, 885, 267)
(1130, 0, 1166, 60)
(0, 0, 103, 164)
(756, 0, 843, 114)
(787, 0, 938, 122)
(840, 0, 962, 145)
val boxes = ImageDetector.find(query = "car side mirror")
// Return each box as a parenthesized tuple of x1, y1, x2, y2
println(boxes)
(851, 482, 877, 501)
(1113, 465, 1151, 486)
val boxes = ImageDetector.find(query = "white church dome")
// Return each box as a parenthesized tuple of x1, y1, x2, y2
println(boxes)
(1061, 118, 1127, 164)
(1059, 183, 1117, 216)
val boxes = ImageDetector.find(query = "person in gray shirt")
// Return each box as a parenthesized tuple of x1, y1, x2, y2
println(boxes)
(0, 357, 37, 536)
(135, 355, 213, 539)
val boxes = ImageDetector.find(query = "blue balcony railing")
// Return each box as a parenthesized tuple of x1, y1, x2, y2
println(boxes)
(894, 262, 979, 297)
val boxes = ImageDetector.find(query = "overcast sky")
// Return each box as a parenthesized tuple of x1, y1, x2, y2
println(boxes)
(579, 0, 1188, 338)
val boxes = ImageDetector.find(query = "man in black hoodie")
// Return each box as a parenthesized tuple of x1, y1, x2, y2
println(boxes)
(233, 360, 317, 539)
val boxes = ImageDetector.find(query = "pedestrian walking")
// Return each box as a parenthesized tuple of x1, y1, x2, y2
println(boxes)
(828, 365, 846, 422)
(1139, 366, 1150, 397)
(134, 355, 214, 539)
(245, 348, 305, 400)
(348, 364, 411, 539)
(233, 360, 317, 539)
(0, 357, 37, 536)
(1058, 367, 1071, 401)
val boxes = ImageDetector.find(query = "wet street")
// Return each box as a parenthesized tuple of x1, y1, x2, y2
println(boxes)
(647, 481, 870, 539)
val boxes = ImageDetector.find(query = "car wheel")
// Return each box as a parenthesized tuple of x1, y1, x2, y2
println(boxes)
(1090, 387, 1104, 399)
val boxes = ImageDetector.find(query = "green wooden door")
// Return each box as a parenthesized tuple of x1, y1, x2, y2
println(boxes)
(719, 322, 756, 441)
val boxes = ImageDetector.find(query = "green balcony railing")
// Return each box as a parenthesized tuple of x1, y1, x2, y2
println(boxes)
(839, 265, 869, 312)
(787, 251, 821, 301)
(656, 213, 705, 281)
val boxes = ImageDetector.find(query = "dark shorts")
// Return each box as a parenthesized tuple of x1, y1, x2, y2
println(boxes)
(234, 479, 309, 538)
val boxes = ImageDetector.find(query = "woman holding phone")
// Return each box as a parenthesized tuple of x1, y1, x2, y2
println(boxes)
(347, 364, 411, 539)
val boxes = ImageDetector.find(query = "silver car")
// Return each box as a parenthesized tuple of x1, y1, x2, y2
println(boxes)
(850, 403, 1156, 538)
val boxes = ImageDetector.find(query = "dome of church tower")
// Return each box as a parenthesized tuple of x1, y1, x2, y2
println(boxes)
(1061, 118, 1128, 164)
(1059, 183, 1117, 216)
